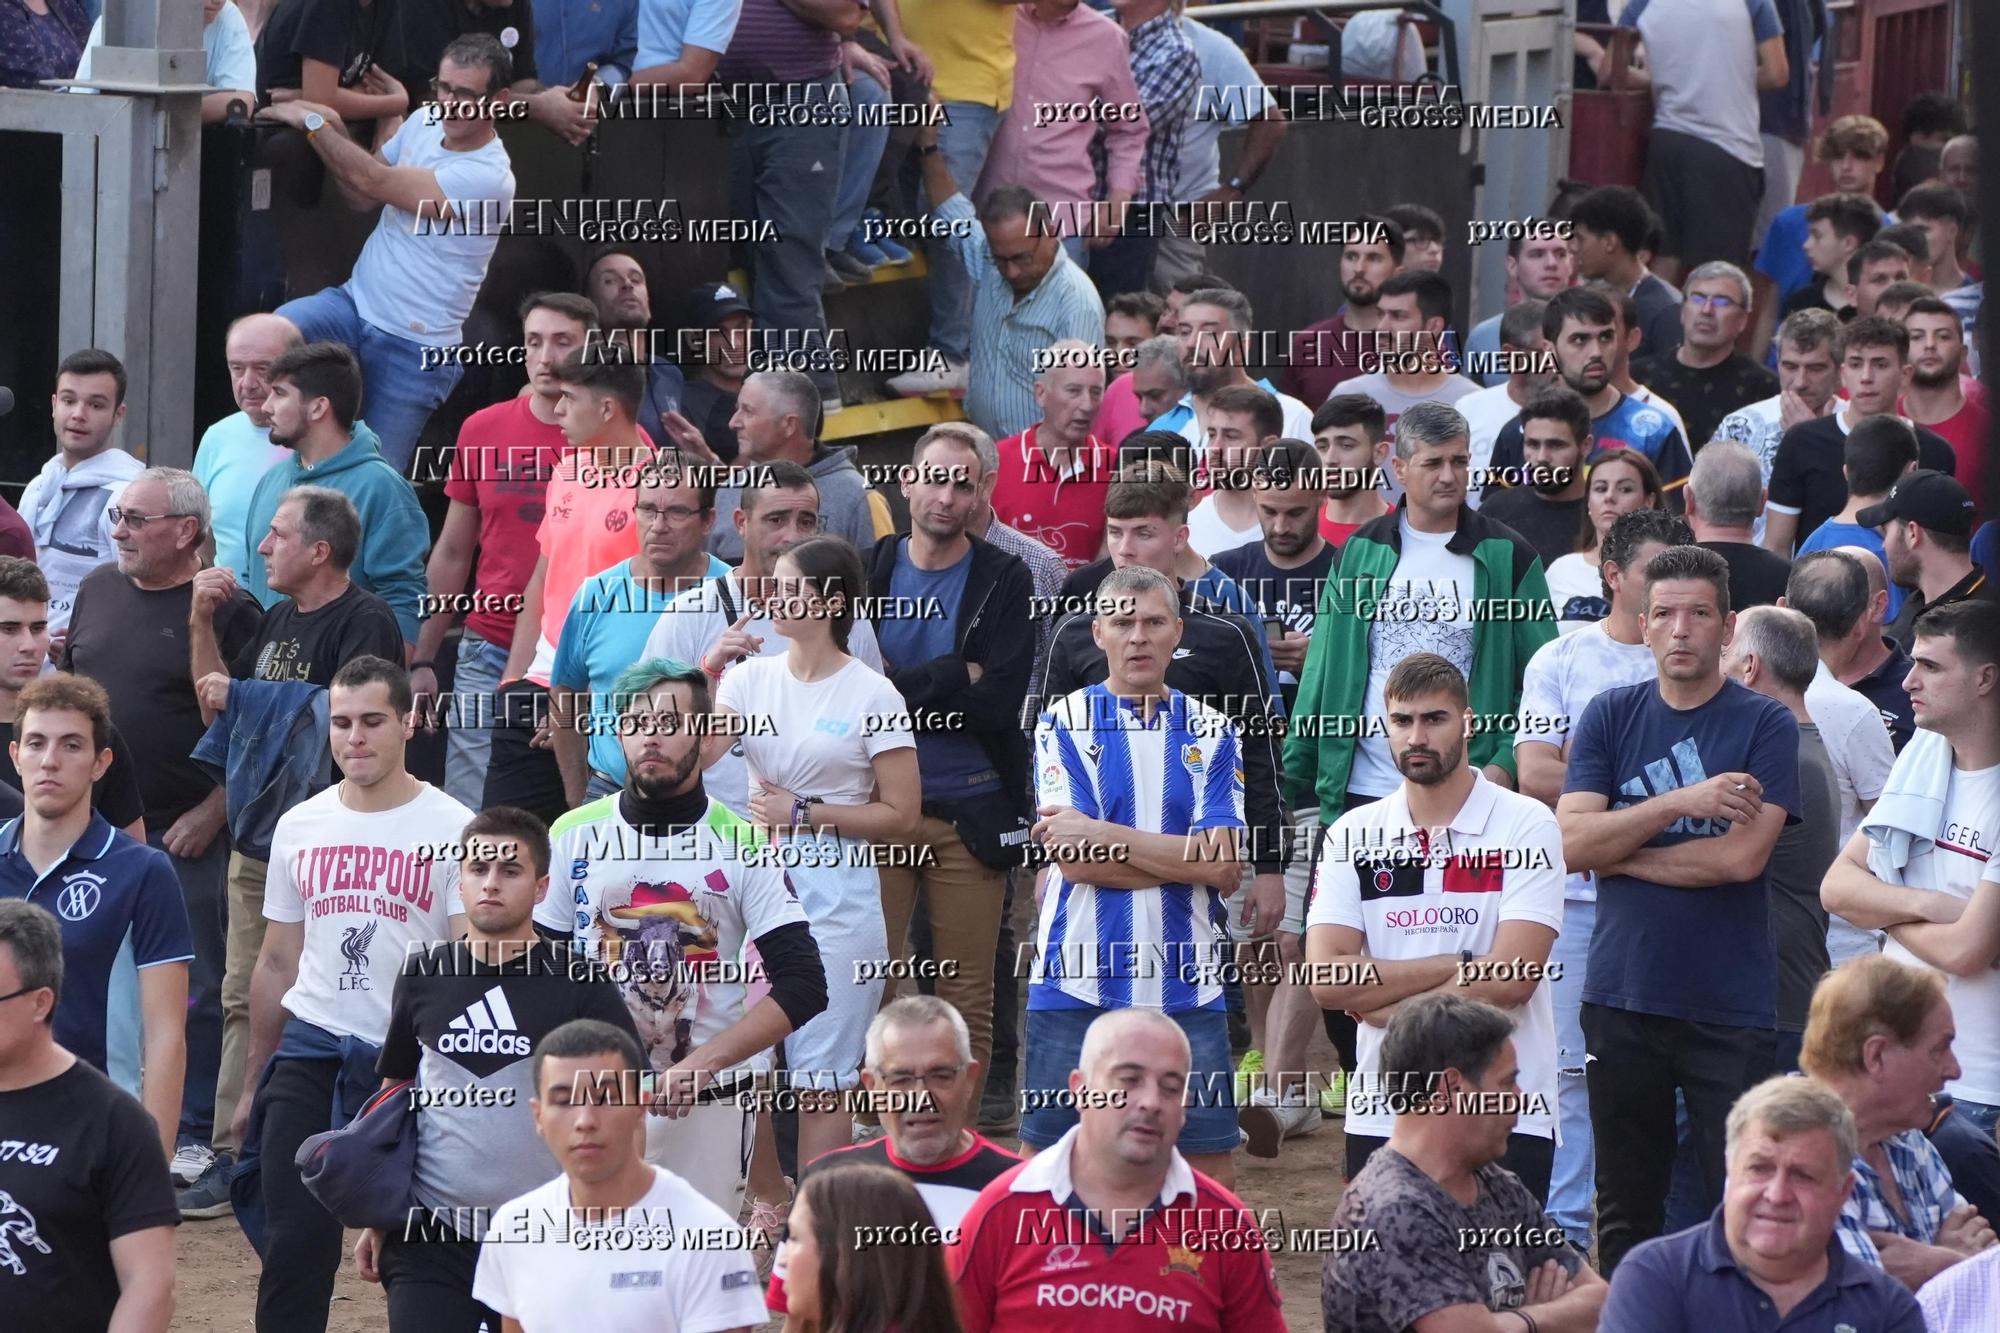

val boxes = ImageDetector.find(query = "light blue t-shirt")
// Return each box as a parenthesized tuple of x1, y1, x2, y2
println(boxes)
(551, 555, 731, 783)
(1176, 17, 1272, 202)
(192, 412, 290, 580)
(1463, 313, 1505, 386)
(637, 0, 744, 71)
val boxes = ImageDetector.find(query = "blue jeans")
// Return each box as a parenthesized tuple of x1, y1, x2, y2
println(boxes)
(729, 88, 848, 397)
(443, 631, 506, 811)
(275, 284, 462, 473)
(1021, 1003, 1238, 1154)
(830, 72, 891, 250)
(1954, 1098, 2000, 1136)
(1548, 897, 1594, 1243)
(926, 101, 1003, 360)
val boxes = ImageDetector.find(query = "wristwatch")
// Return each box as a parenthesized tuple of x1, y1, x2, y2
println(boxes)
(1226, 174, 1248, 193)
(918, 143, 940, 157)
(303, 110, 326, 141)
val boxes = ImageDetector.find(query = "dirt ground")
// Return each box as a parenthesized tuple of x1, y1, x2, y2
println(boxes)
(173, 1031, 1349, 1332)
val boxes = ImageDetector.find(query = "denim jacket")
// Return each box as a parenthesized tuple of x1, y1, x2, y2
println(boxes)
(190, 678, 331, 861)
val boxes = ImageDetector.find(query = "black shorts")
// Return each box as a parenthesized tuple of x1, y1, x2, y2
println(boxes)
(1642, 127, 1764, 270)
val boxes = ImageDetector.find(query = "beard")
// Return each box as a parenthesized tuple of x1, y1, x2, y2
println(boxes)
(268, 419, 303, 450)
(1910, 357, 1961, 389)
(628, 744, 700, 799)
(1530, 465, 1576, 497)
(1559, 363, 1608, 396)
(1342, 279, 1380, 308)
(1395, 739, 1463, 786)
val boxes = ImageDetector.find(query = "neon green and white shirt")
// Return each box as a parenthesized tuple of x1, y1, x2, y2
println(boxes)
(535, 795, 808, 1076)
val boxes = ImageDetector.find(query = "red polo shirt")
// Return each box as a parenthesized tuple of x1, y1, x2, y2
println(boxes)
(990, 430, 1116, 572)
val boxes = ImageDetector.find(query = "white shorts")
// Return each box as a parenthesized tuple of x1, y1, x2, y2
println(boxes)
(644, 1099, 751, 1218)
(780, 834, 885, 1093)
(1282, 807, 1322, 937)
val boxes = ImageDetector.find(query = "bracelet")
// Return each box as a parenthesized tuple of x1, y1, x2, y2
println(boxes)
(410, 659, 436, 671)
(1513, 1311, 1539, 1333)
(791, 796, 813, 830)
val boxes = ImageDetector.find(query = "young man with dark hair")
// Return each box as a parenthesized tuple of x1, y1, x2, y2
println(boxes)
(1183, 382, 1284, 557)
(1847, 240, 1915, 318)
(1464, 234, 1575, 387)
(1163, 288, 1314, 450)
(1901, 295, 1990, 511)
(0, 899, 179, 1333)
(1765, 317, 1960, 555)
(1879, 223, 1935, 286)
(1899, 184, 1976, 296)
(1282, 218, 1406, 407)
(1460, 300, 1561, 497)
(24, 348, 145, 647)
(1753, 114, 1893, 353)
(1479, 384, 1593, 564)
(414, 290, 599, 809)
(1567, 186, 1683, 358)
(1387, 202, 1445, 271)
(538, 659, 828, 1215)
(1338, 269, 1483, 439)
(0, 674, 192, 1165)
(1557, 544, 1801, 1272)
(355, 808, 640, 1333)
(235, 656, 473, 1333)
(1309, 394, 1395, 548)
(471, 1019, 765, 1330)
(1795, 417, 1921, 617)
(579, 251, 693, 453)
(1866, 470, 1996, 647)
(1782, 193, 1887, 321)
(241, 342, 428, 648)
(1104, 290, 1165, 365)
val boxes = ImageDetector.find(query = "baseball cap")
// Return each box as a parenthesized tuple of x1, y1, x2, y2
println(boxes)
(1855, 468, 1977, 535)
(691, 283, 752, 327)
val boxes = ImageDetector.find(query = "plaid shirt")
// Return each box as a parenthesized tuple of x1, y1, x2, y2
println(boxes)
(1835, 1129, 1968, 1267)
(1127, 12, 1199, 203)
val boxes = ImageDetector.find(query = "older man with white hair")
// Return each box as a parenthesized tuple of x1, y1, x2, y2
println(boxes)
(951, 1008, 1286, 1333)
(990, 341, 1115, 573)
(1602, 1076, 1927, 1327)
(1689, 439, 1795, 610)
(1633, 260, 1781, 449)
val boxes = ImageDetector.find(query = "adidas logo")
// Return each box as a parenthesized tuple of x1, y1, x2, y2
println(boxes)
(437, 986, 532, 1056)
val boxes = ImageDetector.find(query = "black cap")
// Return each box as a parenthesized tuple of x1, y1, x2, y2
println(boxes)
(1855, 468, 1977, 535)
(691, 282, 752, 327)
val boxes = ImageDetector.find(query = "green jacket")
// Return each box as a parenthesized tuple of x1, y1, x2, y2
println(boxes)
(1283, 504, 1557, 810)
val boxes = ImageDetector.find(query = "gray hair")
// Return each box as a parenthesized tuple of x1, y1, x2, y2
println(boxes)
(1393, 400, 1471, 461)
(282, 485, 362, 571)
(1725, 1076, 1858, 1175)
(865, 995, 972, 1069)
(1686, 260, 1753, 310)
(1786, 551, 1870, 641)
(1131, 335, 1188, 389)
(1183, 287, 1254, 333)
(1688, 439, 1765, 527)
(1037, 339, 1104, 385)
(1735, 606, 1822, 694)
(0, 900, 63, 1017)
(1777, 307, 1841, 355)
(1379, 993, 1515, 1096)
(1079, 1008, 1188, 1081)
(1499, 299, 1548, 351)
(746, 369, 821, 437)
(912, 422, 995, 484)
(129, 466, 211, 546)
(1096, 564, 1181, 622)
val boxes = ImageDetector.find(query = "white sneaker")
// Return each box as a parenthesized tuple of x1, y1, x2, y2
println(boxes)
(171, 1142, 216, 1187)
(886, 358, 968, 397)
(1237, 1094, 1323, 1159)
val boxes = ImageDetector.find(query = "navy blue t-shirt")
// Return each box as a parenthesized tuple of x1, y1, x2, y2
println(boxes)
(1564, 678, 1800, 1028)
(878, 540, 1002, 800)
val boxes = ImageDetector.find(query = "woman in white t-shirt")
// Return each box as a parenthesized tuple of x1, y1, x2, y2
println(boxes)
(715, 536, 919, 1167)
(1546, 448, 1664, 634)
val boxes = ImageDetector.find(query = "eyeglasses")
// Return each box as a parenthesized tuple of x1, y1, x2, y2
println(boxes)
(430, 77, 487, 102)
(634, 503, 704, 526)
(107, 508, 193, 530)
(1687, 293, 1739, 312)
(0, 983, 49, 1004)
(869, 1064, 967, 1092)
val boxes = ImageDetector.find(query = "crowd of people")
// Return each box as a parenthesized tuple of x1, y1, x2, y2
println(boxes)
(0, 0, 1997, 1331)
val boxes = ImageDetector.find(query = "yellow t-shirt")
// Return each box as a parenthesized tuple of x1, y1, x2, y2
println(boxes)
(899, 0, 1016, 109)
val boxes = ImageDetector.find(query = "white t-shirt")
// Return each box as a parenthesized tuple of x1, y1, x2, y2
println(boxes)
(1544, 552, 1606, 635)
(535, 795, 808, 1075)
(1885, 763, 2000, 1105)
(1175, 17, 1273, 201)
(643, 572, 883, 817)
(1350, 520, 1476, 796)
(1306, 773, 1565, 1139)
(716, 655, 912, 806)
(1515, 621, 1660, 903)
(1808, 665, 1897, 957)
(1184, 495, 1262, 559)
(1458, 382, 1524, 509)
(349, 115, 515, 346)
(262, 782, 472, 1044)
(473, 1165, 765, 1333)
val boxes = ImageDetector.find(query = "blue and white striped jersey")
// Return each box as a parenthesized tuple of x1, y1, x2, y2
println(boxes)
(1029, 683, 1246, 1012)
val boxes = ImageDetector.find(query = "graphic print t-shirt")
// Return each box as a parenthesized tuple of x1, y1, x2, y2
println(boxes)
(0, 1060, 179, 1333)
(536, 796, 808, 1077)
(1884, 761, 2000, 1104)
(1564, 679, 1801, 1027)
(1351, 520, 1476, 796)
(262, 782, 472, 1043)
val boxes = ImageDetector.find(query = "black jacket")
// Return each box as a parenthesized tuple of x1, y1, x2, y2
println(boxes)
(1040, 585, 1286, 874)
(865, 535, 1035, 820)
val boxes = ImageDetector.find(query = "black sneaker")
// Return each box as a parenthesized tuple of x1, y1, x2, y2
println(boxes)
(177, 1157, 234, 1219)
(978, 1072, 1019, 1135)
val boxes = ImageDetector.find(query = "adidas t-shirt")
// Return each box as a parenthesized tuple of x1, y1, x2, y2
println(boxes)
(262, 782, 472, 1044)
(767, 1134, 1022, 1312)
(473, 1164, 765, 1333)
(1514, 623, 1659, 903)
(378, 940, 641, 1215)
(1307, 774, 1565, 1139)
(535, 795, 809, 1078)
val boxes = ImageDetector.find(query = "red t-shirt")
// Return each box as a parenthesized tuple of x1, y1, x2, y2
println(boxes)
(444, 397, 569, 646)
(1320, 500, 1394, 550)
(1094, 372, 1150, 450)
(950, 1138, 1286, 1333)
(990, 430, 1117, 572)
(1905, 378, 1990, 512)
(1279, 313, 1364, 410)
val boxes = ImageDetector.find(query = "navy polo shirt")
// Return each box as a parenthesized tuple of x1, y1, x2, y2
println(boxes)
(1600, 1208, 1928, 1331)
(0, 812, 193, 1095)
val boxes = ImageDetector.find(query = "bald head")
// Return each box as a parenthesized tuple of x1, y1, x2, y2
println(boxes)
(1836, 544, 1890, 598)
(226, 314, 306, 425)
(1079, 1008, 1188, 1080)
